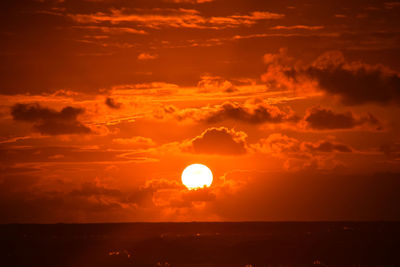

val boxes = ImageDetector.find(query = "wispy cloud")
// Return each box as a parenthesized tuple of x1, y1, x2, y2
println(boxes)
(165, 0, 214, 3)
(270, 25, 324, 30)
(137, 52, 158, 60)
(69, 8, 284, 29)
(73, 25, 147, 35)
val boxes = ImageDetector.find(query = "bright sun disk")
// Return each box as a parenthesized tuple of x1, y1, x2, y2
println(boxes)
(181, 164, 213, 190)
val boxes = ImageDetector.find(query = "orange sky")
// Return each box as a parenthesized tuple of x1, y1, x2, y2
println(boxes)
(1, 0, 400, 223)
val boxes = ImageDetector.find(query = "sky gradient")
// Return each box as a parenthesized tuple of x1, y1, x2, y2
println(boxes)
(1, 0, 400, 223)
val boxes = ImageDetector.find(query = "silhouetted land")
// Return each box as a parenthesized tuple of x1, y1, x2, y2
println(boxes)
(0, 222, 399, 266)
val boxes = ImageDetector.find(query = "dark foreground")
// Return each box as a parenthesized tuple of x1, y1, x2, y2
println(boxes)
(0, 222, 399, 267)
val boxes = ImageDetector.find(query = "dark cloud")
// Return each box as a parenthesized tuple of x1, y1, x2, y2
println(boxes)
(0, 176, 158, 223)
(304, 106, 382, 130)
(121, 187, 155, 208)
(286, 51, 400, 105)
(0, 146, 132, 164)
(11, 103, 91, 135)
(202, 101, 299, 124)
(181, 187, 216, 202)
(160, 101, 299, 125)
(70, 182, 122, 197)
(70, 179, 182, 210)
(254, 134, 354, 171)
(303, 140, 352, 153)
(185, 127, 248, 155)
(256, 133, 353, 154)
(105, 97, 122, 109)
(380, 142, 400, 159)
(145, 179, 182, 191)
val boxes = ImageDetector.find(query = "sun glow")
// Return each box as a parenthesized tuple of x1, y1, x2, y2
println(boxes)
(181, 164, 213, 190)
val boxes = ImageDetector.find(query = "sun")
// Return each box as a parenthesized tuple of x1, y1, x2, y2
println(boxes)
(181, 164, 213, 190)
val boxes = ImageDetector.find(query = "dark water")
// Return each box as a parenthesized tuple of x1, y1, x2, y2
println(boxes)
(0, 222, 399, 267)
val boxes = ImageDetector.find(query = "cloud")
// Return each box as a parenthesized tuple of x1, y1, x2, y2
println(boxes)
(380, 142, 400, 160)
(303, 106, 382, 130)
(0, 176, 162, 223)
(163, 100, 299, 125)
(11, 103, 91, 135)
(137, 52, 158, 60)
(253, 133, 353, 171)
(72, 180, 161, 208)
(385, 2, 400, 9)
(254, 133, 300, 154)
(184, 127, 248, 155)
(304, 51, 400, 105)
(112, 82, 179, 90)
(230, 11, 285, 20)
(261, 48, 318, 92)
(146, 178, 216, 209)
(145, 179, 182, 191)
(197, 75, 237, 93)
(272, 50, 400, 105)
(232, 32, 340, 41)
(0, 145, 156, 164)
(203, 101, 299, 124)
(73, 25, 147, 35)
(105, 97, 122, 109)
(112, 136, 156, 147)
(69, 8, 284, 30)
(302, 140, 353, 153)
(181, 187, 216, 202)
(165, 0, 214, 3)
(270, 25, 324, 30)
(255, 133, 352, 154)
(70, 181, 121, 197)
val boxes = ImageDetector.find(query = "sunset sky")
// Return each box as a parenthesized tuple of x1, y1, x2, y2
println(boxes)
(1, 0, 400, 223)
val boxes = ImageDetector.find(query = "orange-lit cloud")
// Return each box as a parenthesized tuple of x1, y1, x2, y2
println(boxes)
(137, 52, 158, 60)
(73, 25, 148, 35)
(113, 136, 156, 147)
(270, 25, 324, 30)
(197, 75, 237, 93)
(69, 8, 284, 29)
